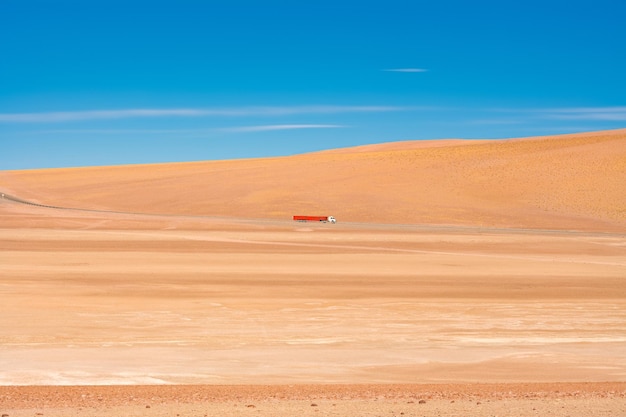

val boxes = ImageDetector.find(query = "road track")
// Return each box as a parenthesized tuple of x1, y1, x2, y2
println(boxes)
(1, 191, 623, 238)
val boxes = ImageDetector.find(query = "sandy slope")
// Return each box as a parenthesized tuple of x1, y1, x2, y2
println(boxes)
(1, 130, 625, 416)
(1, 129, 624, 231)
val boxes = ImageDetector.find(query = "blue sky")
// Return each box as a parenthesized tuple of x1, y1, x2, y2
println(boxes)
(1, 0, 625, 170)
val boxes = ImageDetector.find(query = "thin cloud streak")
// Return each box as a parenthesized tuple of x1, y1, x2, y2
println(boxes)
(545, 107, 626, 121)
(383, 68, 428, 73)
(0, 109, 208, 123)
(0, 106, 406, 123)
(19, 125, 345, 136)
(492, 106, 626, 121)
(221, 124, 345, 133)
(469, 119, 524, 125)
(22, 128, 216, 135)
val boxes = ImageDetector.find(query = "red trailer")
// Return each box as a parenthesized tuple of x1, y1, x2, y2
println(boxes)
(293, 215, 336, 224)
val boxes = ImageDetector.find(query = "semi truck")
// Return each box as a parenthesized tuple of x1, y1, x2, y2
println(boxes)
(293, 215, 336, 224)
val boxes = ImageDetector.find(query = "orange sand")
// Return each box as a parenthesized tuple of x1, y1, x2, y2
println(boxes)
(0, 129, 625, 415)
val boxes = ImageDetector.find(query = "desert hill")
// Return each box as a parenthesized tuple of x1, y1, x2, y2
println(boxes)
(1, 129, 625, 231)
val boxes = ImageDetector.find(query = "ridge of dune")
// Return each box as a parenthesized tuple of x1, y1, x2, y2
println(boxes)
(315, 138, 489, 153)
(1, 129, 625, 231)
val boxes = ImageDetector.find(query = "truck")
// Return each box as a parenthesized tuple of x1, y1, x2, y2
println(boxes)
(293, 215, 337, 224)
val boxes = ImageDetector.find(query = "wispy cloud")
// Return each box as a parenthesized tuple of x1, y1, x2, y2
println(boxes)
(23, 128, 216, 135)
(383, 68, 428, 73)
(0, 106, 406, 123)
(221, 124, 345, 133)
(491, 106, 626, 121)
(0, 109, 208, 123)
(469, 119, 524, 125)
(543, 106, 626, 121)
(19, 125, 346, 137)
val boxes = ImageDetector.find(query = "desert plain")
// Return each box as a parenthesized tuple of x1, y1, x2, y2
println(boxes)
(1, 129, 625, 416)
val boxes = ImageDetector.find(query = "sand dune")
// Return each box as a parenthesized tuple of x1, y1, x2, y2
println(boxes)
(1, 130, 625, 416)
(1, 129, 624, 231)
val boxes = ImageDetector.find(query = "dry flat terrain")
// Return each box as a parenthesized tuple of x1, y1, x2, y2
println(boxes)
(1, 129, 625, 415)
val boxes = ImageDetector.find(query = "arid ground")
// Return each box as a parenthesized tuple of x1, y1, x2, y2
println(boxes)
(1, 129, 625, 415)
